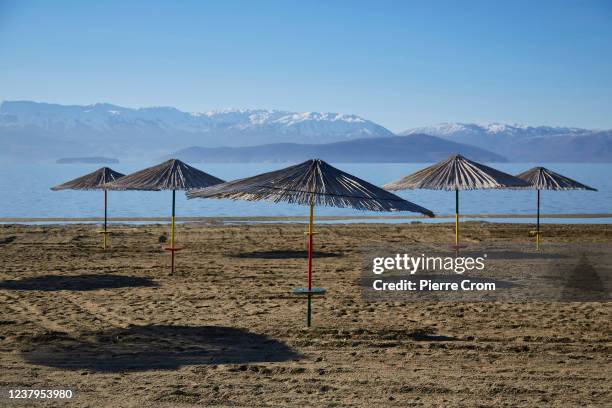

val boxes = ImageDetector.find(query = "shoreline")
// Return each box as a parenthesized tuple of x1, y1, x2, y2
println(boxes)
(1, 213, 612, 223)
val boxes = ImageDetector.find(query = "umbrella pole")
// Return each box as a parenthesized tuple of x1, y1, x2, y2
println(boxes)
(171, 189, 176, 274)
(103, 189, 108, 250)
(455, 188, 459, 247)
(536, 189, 540, 251)
(307, 196, 314, 327)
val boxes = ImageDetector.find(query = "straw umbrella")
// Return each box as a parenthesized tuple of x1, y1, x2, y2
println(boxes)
(51, 167, 125, 249)
(187, 158, 434, 327)
(105, 159, 224, 274)
(384, 154, 529, 249)
(516, 166, 597, 250)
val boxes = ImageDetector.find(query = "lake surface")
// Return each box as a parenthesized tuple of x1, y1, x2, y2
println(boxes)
(0, 162, 610, 223)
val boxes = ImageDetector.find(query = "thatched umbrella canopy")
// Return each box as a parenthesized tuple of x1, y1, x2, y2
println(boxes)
(51, 167, 125, 249)
(106, 159, 225, 273)
(384, 154, 529, 191)
(516, 166, 597, 249)
(384, 154, 529, 248)
(51, 167, 125, 191)
(187, 159, 433, 327)
(516, 167, 597, 191)
(187, 158, 434, 214)
(104, 159, 224, 191)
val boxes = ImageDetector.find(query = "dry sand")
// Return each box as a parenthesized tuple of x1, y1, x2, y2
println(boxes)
(0, 221, 610, 407)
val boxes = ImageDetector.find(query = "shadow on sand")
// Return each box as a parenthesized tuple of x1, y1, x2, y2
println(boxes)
(0, 235, 16, 245)
(230, 250, 342, 259)
(0, 274, 157, 291)
(22, 325, 301, 372)
(558, 254, 612, 301)
(407, 330, 459, 342)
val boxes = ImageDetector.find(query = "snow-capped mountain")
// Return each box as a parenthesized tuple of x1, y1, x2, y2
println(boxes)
(400, 122, 612, 162)
(1, 102, 383, 137)
(3, 102, 610, 162)
(402, 122, 592, 139)
(0, 101, 393, 161)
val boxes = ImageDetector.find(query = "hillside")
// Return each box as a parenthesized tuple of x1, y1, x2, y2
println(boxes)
(166, 133, 507, 163)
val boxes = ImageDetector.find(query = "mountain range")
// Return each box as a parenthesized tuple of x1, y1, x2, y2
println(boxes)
(0, 101, 392, 161)
(1, 101, 610, 163)
(401, 123, 612, 162)
(166, 133, 506, 163)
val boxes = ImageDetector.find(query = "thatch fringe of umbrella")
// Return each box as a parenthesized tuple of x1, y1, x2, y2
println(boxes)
(188, 159, 434, 327)
(104, 159, 224, 191)
(51, 167, 125, 249)
(51, 167, 125, 191)
(516, 167, 597, 191)
(106, 159, 224, 273)
(189, 159, 435, 214)
(516, 166, 597, 250)
(384, 154, 529, 191)
(384, 154, 530, 249)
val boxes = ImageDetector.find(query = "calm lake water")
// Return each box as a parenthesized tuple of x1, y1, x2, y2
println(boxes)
(0, 162, 610, 223)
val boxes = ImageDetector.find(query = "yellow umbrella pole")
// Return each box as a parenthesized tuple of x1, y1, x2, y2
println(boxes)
(103, 189, 108, 250)
(171, 189, 176, 273)
(536, 189, 541, 251)
(163, 189, 182, 274)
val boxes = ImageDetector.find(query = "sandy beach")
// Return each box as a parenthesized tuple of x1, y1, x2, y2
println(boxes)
(0, 221, 610, 407)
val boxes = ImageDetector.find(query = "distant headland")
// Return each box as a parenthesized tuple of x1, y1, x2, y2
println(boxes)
(56, 157, 119, 164)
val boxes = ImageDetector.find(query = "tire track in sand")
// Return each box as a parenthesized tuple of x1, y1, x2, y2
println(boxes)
(0, 290, 99, 334)
(59, 292, 136, 329)
(0, 271, 136, 335)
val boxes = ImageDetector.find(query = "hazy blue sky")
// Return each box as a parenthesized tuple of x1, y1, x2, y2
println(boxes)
(0, 0, 611, 131)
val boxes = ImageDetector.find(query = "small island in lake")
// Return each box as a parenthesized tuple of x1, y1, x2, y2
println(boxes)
(56, 156, 119, 164)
